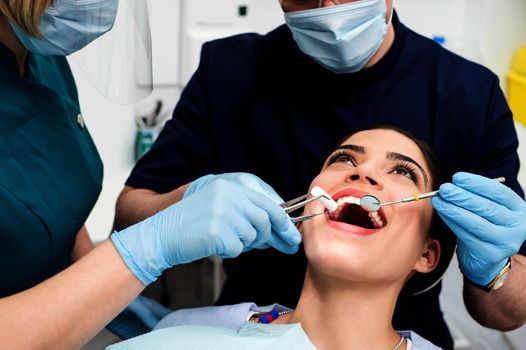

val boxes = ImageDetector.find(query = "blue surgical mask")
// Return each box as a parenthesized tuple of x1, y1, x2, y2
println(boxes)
(284, 0, 392, 74)
(9, 0, 119, 56)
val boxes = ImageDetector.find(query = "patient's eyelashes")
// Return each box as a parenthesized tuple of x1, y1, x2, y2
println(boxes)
(390, 161, 420, 185)
(325, 149, 421, 186)
(326, 150, 356, 167)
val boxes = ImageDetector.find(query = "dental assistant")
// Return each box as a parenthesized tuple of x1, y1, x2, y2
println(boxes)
(0, 1, 300, 348)
(116, 0, 526, 349)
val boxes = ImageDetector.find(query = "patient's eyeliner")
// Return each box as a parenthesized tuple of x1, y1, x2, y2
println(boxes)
(326, 145, 426, 185)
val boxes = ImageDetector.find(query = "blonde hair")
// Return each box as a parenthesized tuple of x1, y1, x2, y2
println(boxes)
(0, 0, 53, 36)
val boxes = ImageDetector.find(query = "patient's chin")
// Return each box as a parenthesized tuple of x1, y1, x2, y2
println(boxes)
(306, 245, 366, 279)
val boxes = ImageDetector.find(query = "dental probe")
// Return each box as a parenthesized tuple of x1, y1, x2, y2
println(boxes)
(280, 194, 323, 213)
(359, 177, 506, 212)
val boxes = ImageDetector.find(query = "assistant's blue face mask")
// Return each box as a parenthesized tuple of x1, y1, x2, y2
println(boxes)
(10, 0, 119, 56)
(284, 0, 392, 74)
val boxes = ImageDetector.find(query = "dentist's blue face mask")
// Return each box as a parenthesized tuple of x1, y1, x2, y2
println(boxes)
(9, 0, 119, 56)
(284, 0, 392, 74)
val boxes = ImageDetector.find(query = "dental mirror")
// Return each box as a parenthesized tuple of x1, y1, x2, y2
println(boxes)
(360, 176, 506, 213)
(360, 195, 382, 212)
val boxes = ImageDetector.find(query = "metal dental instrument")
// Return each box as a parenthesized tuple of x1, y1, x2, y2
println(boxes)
(281, 194, 323, 213)
(359, 177, 506, 212)
(281, 186, 338, 223)
(290, 212, 326, 223)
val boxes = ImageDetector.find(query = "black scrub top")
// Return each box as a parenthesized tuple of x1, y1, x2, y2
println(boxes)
(0, 43, 103, 297)
(126, 12, 524, 349)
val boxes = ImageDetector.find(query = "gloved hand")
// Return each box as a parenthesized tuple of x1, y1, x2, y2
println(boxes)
(432, 172, 526, 285)
(184, 172, 294, 250)
(184, 173, 284, 203)
(112, 178, 301, 285)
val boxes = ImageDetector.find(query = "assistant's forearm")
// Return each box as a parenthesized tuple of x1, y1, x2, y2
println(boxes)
(113, 184, 190, 231)
(463, 254, 526, 330)
(0, 240, 144, 350)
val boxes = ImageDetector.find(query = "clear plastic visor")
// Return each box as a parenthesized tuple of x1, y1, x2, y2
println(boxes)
(71, 0, 152, 104)
(280, 0, 356, 12)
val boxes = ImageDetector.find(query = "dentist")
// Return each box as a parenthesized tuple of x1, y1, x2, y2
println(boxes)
(0, 1, 300, 349)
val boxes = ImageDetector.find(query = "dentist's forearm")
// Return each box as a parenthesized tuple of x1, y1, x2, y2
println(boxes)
(0, 240, 144, 350)
(71, 225, 95, 262)
(113, 184, 190, 231)
(463, 254, 526, 330)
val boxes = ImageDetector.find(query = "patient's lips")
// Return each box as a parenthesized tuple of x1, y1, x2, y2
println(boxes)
(326, 188, 388, 235)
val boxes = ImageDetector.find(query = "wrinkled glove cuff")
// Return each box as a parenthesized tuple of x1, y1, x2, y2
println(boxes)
(460, 257, 509, 286)
(111, 233, 158, 286)
(463, 258, 512, 292)
(183, 174, 216, 199)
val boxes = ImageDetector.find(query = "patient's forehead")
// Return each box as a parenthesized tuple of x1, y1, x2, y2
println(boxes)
(342, 129, 425, 162)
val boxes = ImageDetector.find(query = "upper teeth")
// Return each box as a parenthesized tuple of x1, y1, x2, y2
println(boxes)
(333, 195, 386, 229)
(336, 196, 361, 206)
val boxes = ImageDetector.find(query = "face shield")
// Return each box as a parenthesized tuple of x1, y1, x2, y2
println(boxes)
(279, 0, 354, 12)
(70, 0, 153, 104)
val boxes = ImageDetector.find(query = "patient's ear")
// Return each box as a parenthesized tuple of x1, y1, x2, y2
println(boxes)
(296, 222, 303, 235)
(414, 239, 440, 273)
(295, 211, 304, 233)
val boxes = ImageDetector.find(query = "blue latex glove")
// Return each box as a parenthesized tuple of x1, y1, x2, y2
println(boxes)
(184, 173, 296, 250)
(112, 177, 301, 285)
(432, 172, 526, 285)
(184, 173, 284, 203)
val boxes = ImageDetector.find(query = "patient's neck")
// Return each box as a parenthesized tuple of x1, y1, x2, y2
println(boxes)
(282, 266, 404, 350)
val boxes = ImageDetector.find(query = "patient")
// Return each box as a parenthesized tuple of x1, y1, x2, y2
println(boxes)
(108, 126, 455, 350)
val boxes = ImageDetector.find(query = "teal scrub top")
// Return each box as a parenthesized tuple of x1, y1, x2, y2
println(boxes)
(0, 43, 103, 297)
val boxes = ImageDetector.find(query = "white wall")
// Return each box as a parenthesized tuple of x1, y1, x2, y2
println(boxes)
(396, 0, 526, 83)
(395, 0, 526, 189)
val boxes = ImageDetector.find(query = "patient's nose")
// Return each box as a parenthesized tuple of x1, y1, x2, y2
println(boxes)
(346, 168, 383, 189)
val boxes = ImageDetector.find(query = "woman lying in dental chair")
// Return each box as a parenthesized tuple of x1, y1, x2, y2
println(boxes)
(109, 126, 455, 350)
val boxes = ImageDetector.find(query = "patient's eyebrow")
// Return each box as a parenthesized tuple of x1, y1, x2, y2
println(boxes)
(336, 144, 365, 154)
(386, 152, 429, 185)
(332, 145, 429, 185)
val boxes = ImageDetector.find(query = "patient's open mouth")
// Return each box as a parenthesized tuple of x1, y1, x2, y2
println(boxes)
(328, 195, 387, 229)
